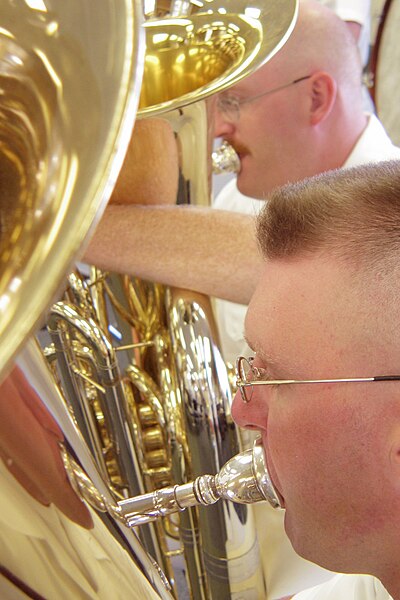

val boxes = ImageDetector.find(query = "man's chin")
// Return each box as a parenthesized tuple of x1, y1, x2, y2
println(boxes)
(236, 178, 256, 199)
(236, 167, 264, 199)
(283, 511, 339, 573)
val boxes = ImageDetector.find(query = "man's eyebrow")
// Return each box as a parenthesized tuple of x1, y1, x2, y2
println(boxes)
(243, 333, 254, 353)
(243, 335, 299, 375)
(243, 335, 277, 366)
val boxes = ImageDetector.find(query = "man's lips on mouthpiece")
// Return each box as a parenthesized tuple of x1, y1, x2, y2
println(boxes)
(260, 439, 286, 509)
(275, 487, 286, 509)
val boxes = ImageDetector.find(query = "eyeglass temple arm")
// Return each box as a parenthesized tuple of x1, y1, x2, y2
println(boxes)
(238, 375, 400, 387)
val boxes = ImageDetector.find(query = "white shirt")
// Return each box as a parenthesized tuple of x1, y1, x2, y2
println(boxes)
(212, 114, 400, 599)
(0, 459, 164, 600)
(292, 573, 392, 600)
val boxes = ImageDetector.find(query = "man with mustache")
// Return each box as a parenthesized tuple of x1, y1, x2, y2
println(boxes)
(211, 0, 377, 365)
(87, 1, 399, 310)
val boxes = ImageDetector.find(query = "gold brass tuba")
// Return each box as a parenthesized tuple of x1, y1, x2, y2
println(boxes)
(0, 0, 297, 599)
(0, 0, 143, 380)
(41, 0, 297, 599)
(0, 1, 176, 598)
(40, 2, 298, 599)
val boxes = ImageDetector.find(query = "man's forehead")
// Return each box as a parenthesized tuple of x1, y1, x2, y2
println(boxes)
(230, 62, 274, 93)
(244, 300, 302, 375)
(243, 256, 349, 351)
(243, 264, 280, 357)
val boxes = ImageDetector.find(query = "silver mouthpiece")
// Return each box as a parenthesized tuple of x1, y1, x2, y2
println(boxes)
(117, 439, 282, 527)
(212, 140, 240, 175)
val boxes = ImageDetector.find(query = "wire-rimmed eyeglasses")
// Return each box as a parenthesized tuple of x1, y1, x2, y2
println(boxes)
(236, 356, 400, 403)
(216, 75, 312, 122)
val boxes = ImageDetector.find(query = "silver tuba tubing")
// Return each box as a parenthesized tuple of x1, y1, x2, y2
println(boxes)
(59, 435, 282, 529)
(46, 291, 167, 577)
(16, 337, 174, 600)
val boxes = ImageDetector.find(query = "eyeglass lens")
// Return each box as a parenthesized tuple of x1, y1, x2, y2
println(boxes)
(238, 357, 255, 402)
(217, 96, 239, 122)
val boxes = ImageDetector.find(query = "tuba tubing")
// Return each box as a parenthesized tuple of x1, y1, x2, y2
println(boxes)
(60, 436, 282, 528)
(39, 2, 298, 598)
(17, 337, 174, 600)
(46, 288, 167, 575)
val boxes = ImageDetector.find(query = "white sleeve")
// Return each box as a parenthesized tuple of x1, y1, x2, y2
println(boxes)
(291, 573, 392, 600)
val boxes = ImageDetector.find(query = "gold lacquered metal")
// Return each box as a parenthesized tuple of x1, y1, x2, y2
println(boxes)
(139, 0, 298, 115)
(0, 0, 144, 382)
(0, 3, 181, 598)
(37, 1, 299, 598)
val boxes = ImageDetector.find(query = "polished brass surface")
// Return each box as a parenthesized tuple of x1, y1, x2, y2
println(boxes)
(139, 0, 298, 115)
(37, 1, 299, 598)
(0, 1, 181, 598)
(0, 0, 144, 381)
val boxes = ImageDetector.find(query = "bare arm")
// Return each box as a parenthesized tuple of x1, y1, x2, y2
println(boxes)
(84, 117, 263, 305)
(85, 204, 262, 305)
(109, 118, 179, 206)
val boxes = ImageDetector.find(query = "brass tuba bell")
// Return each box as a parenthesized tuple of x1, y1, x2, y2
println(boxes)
(0, 0, 144, 380)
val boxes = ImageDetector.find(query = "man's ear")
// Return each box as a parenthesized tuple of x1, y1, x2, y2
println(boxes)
(308, 72, 337, 125)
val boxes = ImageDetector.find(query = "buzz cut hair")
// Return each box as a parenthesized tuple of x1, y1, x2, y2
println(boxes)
(256, 160, 400, 278)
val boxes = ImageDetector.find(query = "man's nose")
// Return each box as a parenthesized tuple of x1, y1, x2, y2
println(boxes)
(231, 388, 264, 431)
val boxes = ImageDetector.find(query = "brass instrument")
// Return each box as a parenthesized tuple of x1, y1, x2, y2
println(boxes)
(62, 438, 282, 527)
(0, 0, 298, 598)
(38, 1, 298, 598)
(212, 140, 240, 175)
(0, 1, 175, 598)
(0, 0, 144, 380)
